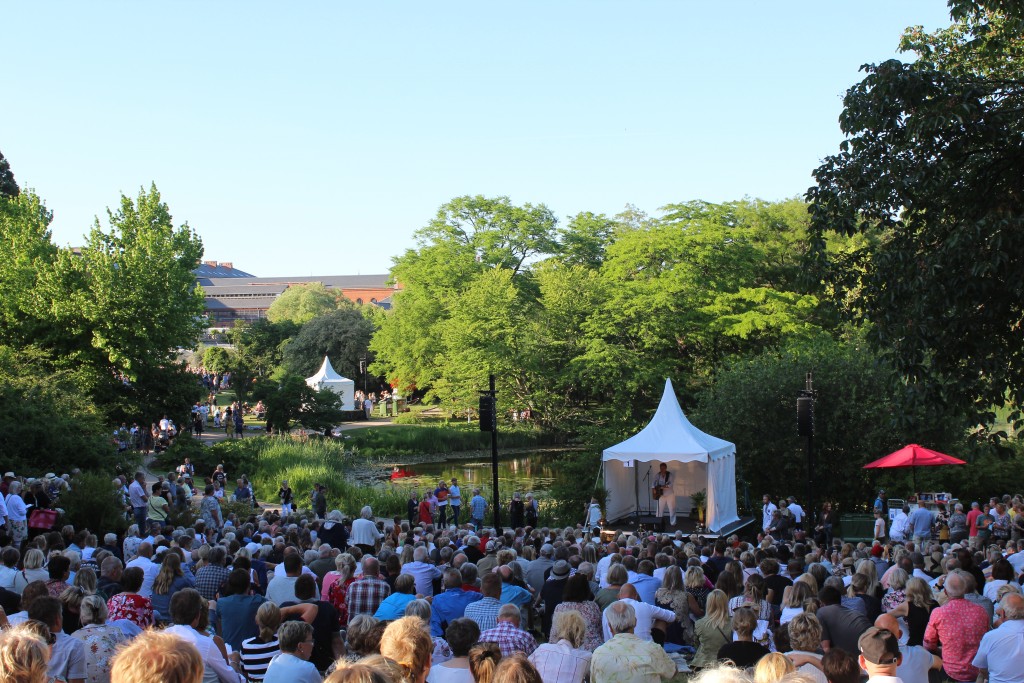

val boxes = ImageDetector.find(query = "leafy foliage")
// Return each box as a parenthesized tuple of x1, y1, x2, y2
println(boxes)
(691, 334, 968, 513)
(266, 283, 344, 325)
(283, 306, 374, 379)
(807, 3, 1024, 432)
(0, 149, 17, 198)
(254, 374, 345, 434)
(58, 472, 128, 534)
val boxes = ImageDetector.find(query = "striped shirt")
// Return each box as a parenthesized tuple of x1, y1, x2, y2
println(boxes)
(240, 636, 279, 681)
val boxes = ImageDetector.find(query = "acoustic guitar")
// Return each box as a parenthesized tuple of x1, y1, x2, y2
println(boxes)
(652, 485, 663, 501)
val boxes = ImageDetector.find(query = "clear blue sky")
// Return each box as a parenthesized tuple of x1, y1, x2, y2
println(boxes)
(3, 1, 952, 277)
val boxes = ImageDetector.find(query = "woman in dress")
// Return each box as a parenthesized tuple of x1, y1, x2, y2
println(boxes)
(200, 485, 222, 531)
(323, 552, 357, 626)
(106, 566, 153, 628)
(70, 595, 127, 683)
(815, 502, 834, 547)
(509, 493, 525, 530)
(4, 481, 29, 550)
(551, 574, 603, 651)
(692, 589, 732, 671)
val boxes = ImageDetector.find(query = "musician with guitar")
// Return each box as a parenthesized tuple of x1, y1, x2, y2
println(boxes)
(652, 462, 676, 527)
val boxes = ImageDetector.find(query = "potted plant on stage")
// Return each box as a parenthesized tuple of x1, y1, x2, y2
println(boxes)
(690, 489, 707, 524)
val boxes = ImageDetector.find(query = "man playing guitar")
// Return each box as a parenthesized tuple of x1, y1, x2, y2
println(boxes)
(653, 462, 676, 527)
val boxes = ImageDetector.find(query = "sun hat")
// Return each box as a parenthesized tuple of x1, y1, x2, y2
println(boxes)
(551, 560, 570, 578)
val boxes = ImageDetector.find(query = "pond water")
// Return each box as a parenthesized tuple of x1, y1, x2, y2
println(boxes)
(381, 451, 584, 498)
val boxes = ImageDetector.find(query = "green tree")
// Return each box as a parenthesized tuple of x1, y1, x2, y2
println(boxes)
(283, 306, 374, 379)
(691, 334, 967, 514)
(807, 2, 1024, 431)
(266, 283, 342, 325)
(0, 189, 58, 344)
(202, 346, 232, 373)
(0, 149, 18, 198)
(254, 374, 344, 434)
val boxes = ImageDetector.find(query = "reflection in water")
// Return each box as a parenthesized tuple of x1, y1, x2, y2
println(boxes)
(386, 452, 564, 497)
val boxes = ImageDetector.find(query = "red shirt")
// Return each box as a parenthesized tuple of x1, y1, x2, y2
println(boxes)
(967, 509, 983, 536)
(923, 597, 989, 681)
(418, 500, 433, 525)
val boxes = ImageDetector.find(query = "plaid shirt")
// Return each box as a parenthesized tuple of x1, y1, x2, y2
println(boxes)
(479, 620, 538, 657)
(195, 565, 231, 600)
(346, 575, 391, 617)
(464, 596, 502, 632)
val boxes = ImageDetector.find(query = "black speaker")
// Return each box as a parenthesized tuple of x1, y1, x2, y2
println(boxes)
(797, 396, 814, 436)
(479, 396, 495, 432)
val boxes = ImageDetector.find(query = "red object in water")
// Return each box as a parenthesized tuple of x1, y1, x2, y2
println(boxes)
(863, 444, 966, 469)
(390, 467, 415, 481)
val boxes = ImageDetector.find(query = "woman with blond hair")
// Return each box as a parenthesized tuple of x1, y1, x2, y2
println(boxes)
(753, 652, 794, 683)
(528, 610, 591, 683)
(324, 553, 358, 629)
(779, 582, 813, 625)
(379, 616, 433, 683)
(491, 654, 542, 683)
(241, 602, 282, 682)
(692, 589, 732, 670)
(880, 568, 908, 612)
(469, 643, 502, 683)
(685, 565, 711, 614)
(783, 612, 826, 683)
(886, 576, 936, 647)
(0, 623, 51, 683)
(12, 549, 48, 594)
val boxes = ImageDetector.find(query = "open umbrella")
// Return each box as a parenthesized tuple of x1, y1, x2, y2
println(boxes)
(863, 444, 966, 494)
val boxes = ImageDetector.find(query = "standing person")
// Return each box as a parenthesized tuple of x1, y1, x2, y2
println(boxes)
(787, 496, 805, 532)
(947, 503, 969, 544)
(419, 489, 436, 528)
(435, 480, 450, 528)
(907, 504, 934, 546)
(407, 491, 419, 528)
(509, 493, 524, 530)
(200, 486, 222, 532)
(585, 497, 602, 532)
(815, 502, 835, 547)
(524, 494, 538, 528)
(128, 473, 148, 531)
(279, 481, 293, 517)
(234, 411, 244, 439)
(873, 509, 887, 544)
(312, 485, 327, 520)
(449, 478, 462, 527)
(470, 490, 488, 531)
(762, 494, 777, 537)
(652, 463, 675, 528)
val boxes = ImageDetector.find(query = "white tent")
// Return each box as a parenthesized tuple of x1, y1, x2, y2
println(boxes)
(305, 356, 355, 410)
(602, 378, 739, 532)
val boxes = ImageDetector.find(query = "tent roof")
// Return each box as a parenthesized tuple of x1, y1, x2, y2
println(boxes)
(603, 378, 735, 463)
(306, 356, 352, 384)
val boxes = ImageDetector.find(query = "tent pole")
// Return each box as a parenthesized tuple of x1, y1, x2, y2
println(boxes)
(705, 460, 710, 531)
(634, 464, 639, 525)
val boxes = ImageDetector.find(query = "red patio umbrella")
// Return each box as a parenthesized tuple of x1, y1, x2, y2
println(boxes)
(863, 444, 966, 494)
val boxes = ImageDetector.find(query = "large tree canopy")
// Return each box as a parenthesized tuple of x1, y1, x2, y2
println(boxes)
(807, 2, 1024, 431)
(266, 282, 344, 325)
(283, 305, 374, 379)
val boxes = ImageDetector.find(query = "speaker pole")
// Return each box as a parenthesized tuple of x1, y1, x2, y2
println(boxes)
(798, 373, 815, 530)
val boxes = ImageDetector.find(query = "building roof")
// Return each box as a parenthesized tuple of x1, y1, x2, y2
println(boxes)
(192, 262, 255, 279)
(196, 274, 393, 289)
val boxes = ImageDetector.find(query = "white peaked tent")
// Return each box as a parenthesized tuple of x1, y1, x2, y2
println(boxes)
(603, 378, 739, 532)
(305, 356, 356, 410)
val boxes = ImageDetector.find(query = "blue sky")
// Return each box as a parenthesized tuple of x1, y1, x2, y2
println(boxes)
(3, 2, 953, 276)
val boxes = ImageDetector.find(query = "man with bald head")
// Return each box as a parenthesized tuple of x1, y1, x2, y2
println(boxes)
(874, 613, 942, 683)
(600, 583, 675, 642)
(973, 592, 1024, 683)
(924, 571, 989, 682)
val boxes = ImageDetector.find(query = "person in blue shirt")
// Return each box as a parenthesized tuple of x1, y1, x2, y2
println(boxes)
(429, 568, 483, 636)
(908, 505, 934, 544)
(373, 573, 418, 621)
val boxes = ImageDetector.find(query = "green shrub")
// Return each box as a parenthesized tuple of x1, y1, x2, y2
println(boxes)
(59, 472, 128, 534)
(153, 434, 208, 474)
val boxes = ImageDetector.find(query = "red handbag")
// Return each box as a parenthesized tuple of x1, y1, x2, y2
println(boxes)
(28, 508, 58, 530)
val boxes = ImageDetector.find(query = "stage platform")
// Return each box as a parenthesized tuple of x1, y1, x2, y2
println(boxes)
(601, 515, 758, 541)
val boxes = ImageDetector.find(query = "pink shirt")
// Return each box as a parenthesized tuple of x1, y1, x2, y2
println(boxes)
(923, 597, 989, 681)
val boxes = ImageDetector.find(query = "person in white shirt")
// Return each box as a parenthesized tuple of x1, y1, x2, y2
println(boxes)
(973, 592, 1024, 683)
(787, 496, 805, 530)
(600, 584, 675, 642)
(762, 494, 777, 535)
(125, 543, 160, 599)
(529, 610, 591, 683)
(652, 463, 676, 527)
(874, 613, 942, 683)
(164, 588, 244, 683)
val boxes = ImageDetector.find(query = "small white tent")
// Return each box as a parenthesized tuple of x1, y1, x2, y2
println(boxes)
(602, 378, 739, 532)
(305, 356, 356, 410)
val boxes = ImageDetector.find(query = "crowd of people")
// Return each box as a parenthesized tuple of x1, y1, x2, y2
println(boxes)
(1, 459, 1023, 683)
